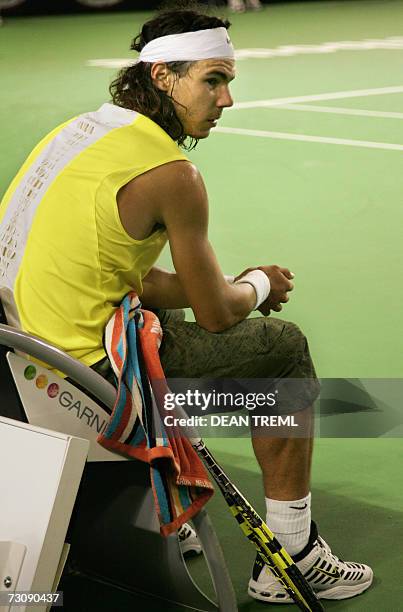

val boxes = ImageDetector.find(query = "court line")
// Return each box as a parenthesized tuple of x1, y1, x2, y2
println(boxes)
(234, 37, 403, 59)
(87, 58, 134, 68)
(273, 104, 403, 119)
(214, 126, 403, 152)
(87, 37, 403, 68)
(230, 85, 403, 110)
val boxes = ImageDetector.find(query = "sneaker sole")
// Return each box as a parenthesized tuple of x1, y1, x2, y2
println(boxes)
(248, 585, 291, 604)
(317, 574, 373, 600)
(180, 543, 203, 556)
(248, 571, 373, 603)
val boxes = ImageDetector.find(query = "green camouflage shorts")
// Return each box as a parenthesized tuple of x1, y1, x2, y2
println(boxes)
(93, 309, 320, 414)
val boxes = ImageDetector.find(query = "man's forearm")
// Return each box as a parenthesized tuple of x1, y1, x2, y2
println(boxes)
(140, 267, 190, 309)
(139, 266, 280, 332)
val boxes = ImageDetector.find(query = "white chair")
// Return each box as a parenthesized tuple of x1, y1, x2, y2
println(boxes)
(0, 315, 237, 612)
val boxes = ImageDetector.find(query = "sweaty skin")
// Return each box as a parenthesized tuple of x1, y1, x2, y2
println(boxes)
(165, 58, 236, 139)
(117, 58, 294, 332)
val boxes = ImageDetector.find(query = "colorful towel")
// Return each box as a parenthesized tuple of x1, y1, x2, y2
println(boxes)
(97, 292, 214, 536)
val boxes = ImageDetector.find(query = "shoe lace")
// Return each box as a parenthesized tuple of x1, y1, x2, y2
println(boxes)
(317, 536, 346, 566)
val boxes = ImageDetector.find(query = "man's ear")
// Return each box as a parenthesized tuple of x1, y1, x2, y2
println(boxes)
(151, 62, 173, 92)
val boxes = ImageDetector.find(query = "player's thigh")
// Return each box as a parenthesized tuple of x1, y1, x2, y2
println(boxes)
(159, 313, 314, 379)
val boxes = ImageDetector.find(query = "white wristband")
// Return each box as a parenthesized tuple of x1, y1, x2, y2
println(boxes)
(224, 274, 235, 284)
(235, 269, 271, 309)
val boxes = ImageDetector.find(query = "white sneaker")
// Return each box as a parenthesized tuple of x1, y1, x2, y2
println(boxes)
(178, 523, 202, 556)
(248, 522, 373, 603)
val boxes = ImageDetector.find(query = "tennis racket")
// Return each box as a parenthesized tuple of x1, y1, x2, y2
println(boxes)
(191, 438, 324, 612)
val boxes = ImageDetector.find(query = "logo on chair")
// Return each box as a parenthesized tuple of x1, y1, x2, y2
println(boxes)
(24, 366, 60, 398)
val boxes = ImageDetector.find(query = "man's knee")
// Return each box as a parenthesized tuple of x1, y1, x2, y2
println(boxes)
(264, 318, 309, 362)
(282, 320, 309, 356)
(254, 318, 318, 395)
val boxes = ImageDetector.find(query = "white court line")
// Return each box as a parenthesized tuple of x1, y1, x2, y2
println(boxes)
(214, 126, 403, 152)
(87, 58, 134, 68)
(234, 37, 403, 59)
(230, 85, 403, 110)
(87, 36, 403, 68)
(272, 104, 403, 119)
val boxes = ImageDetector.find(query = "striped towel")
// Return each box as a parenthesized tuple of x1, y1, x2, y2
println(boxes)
(97, 292, 214, 536)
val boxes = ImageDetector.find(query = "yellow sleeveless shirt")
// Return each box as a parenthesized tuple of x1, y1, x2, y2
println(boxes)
(0, 103, 187, 367)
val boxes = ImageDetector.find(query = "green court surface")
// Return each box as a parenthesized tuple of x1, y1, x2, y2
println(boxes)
(1, 1, 402, 610)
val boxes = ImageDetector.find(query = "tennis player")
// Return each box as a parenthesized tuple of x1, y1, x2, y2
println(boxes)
(0, 5, 373, 604)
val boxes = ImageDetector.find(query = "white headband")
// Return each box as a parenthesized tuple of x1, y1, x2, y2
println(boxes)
(136, 27, 234, 63)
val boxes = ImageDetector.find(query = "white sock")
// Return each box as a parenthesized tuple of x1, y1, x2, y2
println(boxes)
(265, 493, 311, 557)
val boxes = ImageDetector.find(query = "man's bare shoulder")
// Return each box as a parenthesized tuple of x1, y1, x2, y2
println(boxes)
(127, 160, 207, 218)
(118, 160, 208, 239)
(126, 160, 205, 198)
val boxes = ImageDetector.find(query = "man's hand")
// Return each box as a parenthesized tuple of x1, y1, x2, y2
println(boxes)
(258, 265, 294, 315)
(235, 265, 294, 316)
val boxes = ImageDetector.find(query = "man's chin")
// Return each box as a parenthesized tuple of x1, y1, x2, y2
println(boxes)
(187, 128, 211, 140)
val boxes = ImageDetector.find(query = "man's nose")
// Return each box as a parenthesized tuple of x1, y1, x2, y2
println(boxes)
(218, 86, 234, 108)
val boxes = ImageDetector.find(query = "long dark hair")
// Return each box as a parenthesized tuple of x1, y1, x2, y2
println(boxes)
(109, 7, 230, 149)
